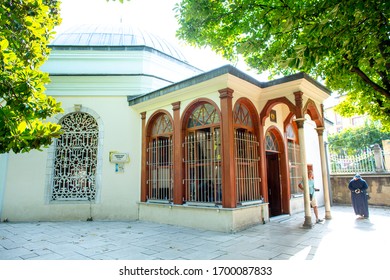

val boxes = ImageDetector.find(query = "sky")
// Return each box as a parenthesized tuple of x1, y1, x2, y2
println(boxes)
(57, 0, 265, 77)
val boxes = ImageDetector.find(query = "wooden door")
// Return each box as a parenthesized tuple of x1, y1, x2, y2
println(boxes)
(267, 152, 282, 216)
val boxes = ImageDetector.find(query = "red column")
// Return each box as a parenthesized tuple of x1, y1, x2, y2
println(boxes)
(140, 112, 147, 202)
(219, 88, 237, 208)
(172, 101, 183, 205)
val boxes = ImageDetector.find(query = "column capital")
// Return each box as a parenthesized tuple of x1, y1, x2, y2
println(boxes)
(172, 101, 181, 111)
(140, 112, 146, 120)
(294, 91, 304, 119)
(219, 88, 234, 99)
(294, 118, 305, 129)
(315, 126, 325, 136)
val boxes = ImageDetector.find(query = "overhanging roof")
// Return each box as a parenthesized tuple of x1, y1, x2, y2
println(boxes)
(127, 64, 331, 106)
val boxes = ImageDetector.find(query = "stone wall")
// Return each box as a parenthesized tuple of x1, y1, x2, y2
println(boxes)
(330, 173, 390, 206)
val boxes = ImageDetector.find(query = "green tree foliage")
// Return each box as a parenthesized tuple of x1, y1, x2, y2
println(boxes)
(0, 0, 63, 153)
(328, 122, 390, 155)
(175, 0, 390, 129)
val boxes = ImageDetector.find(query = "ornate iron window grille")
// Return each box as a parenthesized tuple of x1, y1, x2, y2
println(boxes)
(51, 112, 98, 201)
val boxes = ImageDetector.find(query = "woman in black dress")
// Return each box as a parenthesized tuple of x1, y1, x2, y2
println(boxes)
(348, 174, 369, 218)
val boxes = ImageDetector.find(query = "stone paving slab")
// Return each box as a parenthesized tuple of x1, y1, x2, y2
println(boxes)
(0, 205, 389, 260)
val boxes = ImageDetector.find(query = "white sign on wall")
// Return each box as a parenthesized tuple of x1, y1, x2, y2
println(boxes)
(109, 152, 130, 173)
(109, 152, 130, 163)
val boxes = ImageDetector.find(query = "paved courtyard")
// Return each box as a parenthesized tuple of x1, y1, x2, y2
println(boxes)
(0, 205, 389, 260)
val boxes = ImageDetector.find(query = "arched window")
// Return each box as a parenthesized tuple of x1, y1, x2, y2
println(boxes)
(233, 102, 261, 203)
(286, 124, 296, 139)
(147, 113, 173, 202)
(52, 112, 98, 201)
(187, 103, 220, 128)
(183, 102, 222, 204)
(234, 103, 253, 128)
(265, 131, 280, 152)
(286, 123, 301, 195)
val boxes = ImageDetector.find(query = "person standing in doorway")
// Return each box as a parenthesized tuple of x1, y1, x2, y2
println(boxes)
(348, 174, 369, 219)
(298, 170, 323, 224)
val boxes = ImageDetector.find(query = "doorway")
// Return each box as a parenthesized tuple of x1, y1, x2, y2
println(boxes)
(266, 152, 282, 216)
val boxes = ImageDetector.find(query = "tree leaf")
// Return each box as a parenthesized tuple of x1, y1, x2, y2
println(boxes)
(17, 121, 27, 133)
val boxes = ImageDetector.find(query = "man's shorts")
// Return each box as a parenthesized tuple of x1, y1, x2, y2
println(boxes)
(311, 196, 318, 207)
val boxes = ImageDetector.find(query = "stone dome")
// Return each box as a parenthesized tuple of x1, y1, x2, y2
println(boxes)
(50, 23, 187, 62)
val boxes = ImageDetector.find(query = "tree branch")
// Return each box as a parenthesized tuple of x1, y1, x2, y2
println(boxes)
(378, 70, 390, 92)
(351, 66, 390, 100)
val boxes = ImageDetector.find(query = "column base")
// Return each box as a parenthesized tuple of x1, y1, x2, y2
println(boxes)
(325, 211, 332, 220)
(302, 216, 313, 228)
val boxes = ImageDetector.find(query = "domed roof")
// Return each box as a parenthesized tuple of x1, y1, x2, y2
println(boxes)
(50, 23, 187, 62)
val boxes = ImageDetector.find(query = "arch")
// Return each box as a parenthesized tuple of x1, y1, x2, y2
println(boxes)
(233, 98, 262, 203)
(303, 99, 324, 127)
(265, 127, 281, 152)
(233, 97, 260, 134)
(286, 122, 299, 142)
(260, 97, 297, 126)
(283, 112, 295, 130)
(50, 111, 100, 201)
(55, 106, 104, 130)
(182, 99, 222, 204)
(47, 106, 104, 203)
(285, 122, 302, 196)
(264, 126, 290, 216)
(181, 98, 221, 131)
(145, 110, 174, 202)
(264, 126, 286, 154)
(146, 109, 174, 137)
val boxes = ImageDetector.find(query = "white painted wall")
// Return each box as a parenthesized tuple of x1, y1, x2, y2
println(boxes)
(1, 96, 141, 221)
(1, 39, 203, 222)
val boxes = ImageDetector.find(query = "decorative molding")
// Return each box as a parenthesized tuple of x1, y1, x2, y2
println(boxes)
(218, 87, 234, 99)
(171, 101, 181, 111)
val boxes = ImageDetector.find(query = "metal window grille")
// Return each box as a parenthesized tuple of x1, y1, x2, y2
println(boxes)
(52, 112, 98, 201)
(183, 129, 222, 204)
(288, 140, 302, 195)
(235, 131, 262, 203)
(147, 138, 173, 201)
